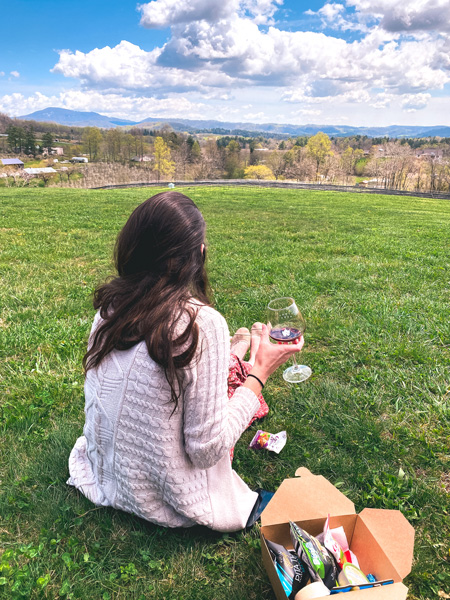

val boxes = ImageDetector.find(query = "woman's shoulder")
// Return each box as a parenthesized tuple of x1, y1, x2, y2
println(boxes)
(188, 301, 228, 335)
(87, 310, 103, 344)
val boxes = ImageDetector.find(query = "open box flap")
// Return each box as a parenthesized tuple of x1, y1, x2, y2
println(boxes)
(359, 508, 415, 579)
(261, 468, 355, 527)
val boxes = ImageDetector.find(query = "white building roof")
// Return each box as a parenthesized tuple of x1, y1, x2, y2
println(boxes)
(24, 167, 57, 174)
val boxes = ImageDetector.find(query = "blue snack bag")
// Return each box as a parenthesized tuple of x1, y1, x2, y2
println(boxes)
(264, 537, 309, 599)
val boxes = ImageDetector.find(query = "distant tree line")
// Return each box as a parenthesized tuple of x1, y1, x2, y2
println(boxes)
(2, 111, 450, 193)
(0, 112, 85, 140)
(72, 129, 450, 193)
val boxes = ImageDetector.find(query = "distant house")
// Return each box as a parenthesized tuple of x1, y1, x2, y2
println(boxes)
(360, 178, 381, 186)
(131, 155, 152, 162)
(71, 156, 88, 163)
(43, 147, 65, 156)
(1, 158, 24, 168)
(416, 148, 444, 160)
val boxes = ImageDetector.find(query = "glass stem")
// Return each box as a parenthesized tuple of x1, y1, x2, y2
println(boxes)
(292, 354, 298, 369)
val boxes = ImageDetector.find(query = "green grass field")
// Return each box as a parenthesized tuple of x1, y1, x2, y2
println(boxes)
(0, 186, 449, 600)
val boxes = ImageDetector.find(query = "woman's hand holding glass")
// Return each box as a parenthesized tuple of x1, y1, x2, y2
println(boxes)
(243, 323, 304, 393)
(267, 297, 312, 383)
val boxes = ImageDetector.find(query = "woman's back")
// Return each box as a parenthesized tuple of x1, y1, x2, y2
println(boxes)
(68, 191, 303, 531)
(70, 304, 260, 531)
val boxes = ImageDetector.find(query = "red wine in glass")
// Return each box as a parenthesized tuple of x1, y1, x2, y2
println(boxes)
(269, 327, 302, 343)
(267, 297, 312, 383)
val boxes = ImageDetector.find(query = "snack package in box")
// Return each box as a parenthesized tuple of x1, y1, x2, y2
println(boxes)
(259, 467, 414, 600)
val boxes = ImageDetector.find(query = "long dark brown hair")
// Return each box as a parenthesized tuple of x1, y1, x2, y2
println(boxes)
(83, 191, 211, 408)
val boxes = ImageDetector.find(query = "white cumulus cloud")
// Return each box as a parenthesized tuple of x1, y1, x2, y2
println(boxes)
(241, 0, 283, 24)
(139, 0, 282, 28)
(401, 92, 431, 111)
(52, 24, 450, 98)
(292, 108, 322, 116)
(346, 0, 450, 34)
(305, 3, 365, 31)
(318, 3, 345, 20)
(139, 0, 236, 28)
(52, 41, 236, 93)
(43, 0, 450, 124)
(369, 92, 394, 109)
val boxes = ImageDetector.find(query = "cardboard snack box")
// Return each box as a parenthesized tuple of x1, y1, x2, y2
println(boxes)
(260, 467, 415, 600)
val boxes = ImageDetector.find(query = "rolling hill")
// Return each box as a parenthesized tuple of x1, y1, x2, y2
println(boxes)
(18, 107, 450, 138)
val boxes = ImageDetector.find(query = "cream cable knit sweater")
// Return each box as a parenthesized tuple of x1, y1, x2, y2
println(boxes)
(68, 305, 260, 531)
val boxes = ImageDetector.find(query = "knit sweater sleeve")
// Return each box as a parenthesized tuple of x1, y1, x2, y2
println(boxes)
(182, 306, 260, 469)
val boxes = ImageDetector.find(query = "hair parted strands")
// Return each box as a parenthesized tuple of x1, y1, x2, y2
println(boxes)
(83, 191, 211, 409)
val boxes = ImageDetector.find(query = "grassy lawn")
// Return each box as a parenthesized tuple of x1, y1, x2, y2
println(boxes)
(0, 186, 449, 600)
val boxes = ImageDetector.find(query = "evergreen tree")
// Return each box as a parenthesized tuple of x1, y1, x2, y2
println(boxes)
(295, 136, 308, 147)
(190, 140, 201, 161)
(25, 127, 37, 156)
(7, 125, 25, 153)
(224, 140, 243, 178)
(41, 132, 54, 154)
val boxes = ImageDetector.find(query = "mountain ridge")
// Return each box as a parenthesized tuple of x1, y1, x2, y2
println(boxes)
(17, 107, 450, 139)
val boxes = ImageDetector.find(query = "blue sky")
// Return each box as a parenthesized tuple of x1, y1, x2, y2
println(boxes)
(1, 0, 450, 126)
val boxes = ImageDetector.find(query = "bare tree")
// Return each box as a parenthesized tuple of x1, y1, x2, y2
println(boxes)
(366, 142, 414, 190)
(82, 127, 103, 161)
(104, 129, 123, 162)
(194, 139, 223, 179)
(341, 147, 365, 184)
(265, 151, 287, 180)
(426, 156, 450, 192)
(283, 147, 315, 181)
(173, 139, 191, 180)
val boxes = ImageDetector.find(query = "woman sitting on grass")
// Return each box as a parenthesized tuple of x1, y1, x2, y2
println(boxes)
(68, 191, 303, 532)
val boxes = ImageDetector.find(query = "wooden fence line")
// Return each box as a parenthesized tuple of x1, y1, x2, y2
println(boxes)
(91, 179, 450, 200)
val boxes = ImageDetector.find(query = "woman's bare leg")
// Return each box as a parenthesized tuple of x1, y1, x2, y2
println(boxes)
(248, 322, 263, 366)
(230, 327, 250, 360)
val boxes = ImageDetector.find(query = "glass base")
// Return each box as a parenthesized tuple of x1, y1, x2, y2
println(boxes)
(283, 364, 312, 383)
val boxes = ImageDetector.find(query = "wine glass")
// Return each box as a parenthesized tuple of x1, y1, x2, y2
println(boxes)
(267, 297, 312, 383)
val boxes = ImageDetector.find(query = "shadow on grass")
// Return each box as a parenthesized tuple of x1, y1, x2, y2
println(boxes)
(0, 421, 268, 600)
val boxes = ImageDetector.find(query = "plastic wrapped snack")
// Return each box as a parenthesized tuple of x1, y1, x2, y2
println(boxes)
(264, 537, 309, 599)
(290, 522, 339, 590)
(249, 430, 287, 454)
(317, 515, 360, 569)
(337, 563, 370, 587)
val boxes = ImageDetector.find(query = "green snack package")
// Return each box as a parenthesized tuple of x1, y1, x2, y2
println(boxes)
(290, 521, 339, 590)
